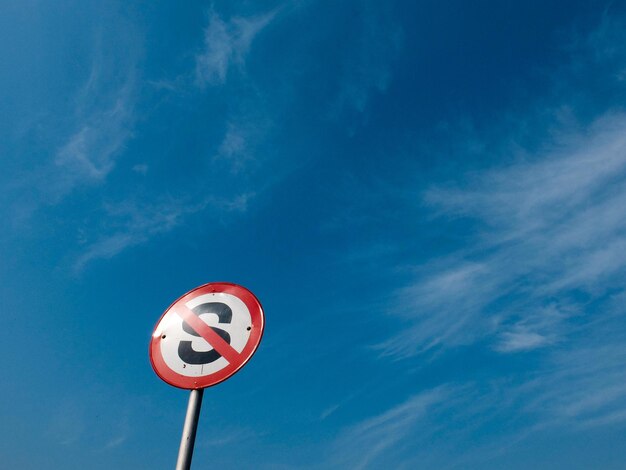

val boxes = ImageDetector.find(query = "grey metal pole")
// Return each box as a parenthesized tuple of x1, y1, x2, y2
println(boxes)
(176, 389, 204, 470)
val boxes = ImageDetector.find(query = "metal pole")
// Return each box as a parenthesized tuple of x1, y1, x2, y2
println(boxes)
(176, 389, 204, 470)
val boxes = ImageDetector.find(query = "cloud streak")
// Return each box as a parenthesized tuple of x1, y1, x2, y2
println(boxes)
(379, 112, 626, 359)
(359, 15, 626, 465)
(54, 71, 135, 196)
(74, 193, 252, 271)
(329, 387, 452, 470)
(335, 3, 402, 116)
(5, 26, 140, 219)
(195, 9, 276, 87)
(213, 114, 271, 174)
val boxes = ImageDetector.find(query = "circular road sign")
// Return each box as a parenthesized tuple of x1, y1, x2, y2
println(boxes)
(149, 282, 264, 389)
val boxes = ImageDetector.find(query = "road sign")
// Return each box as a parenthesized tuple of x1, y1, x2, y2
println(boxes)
(150, 282, 264, 390)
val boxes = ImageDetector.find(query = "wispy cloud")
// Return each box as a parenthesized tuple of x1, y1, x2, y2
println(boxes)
(332, 2, 402, 119)
(52, 25, 139, 199)
(379, 112, 626, 359)
(330, 387, 452, 470)
(525, 334, 626, 429)
(53, 76, 135, 195)
(496, 328, 551, 353)
(34, 7, 278, 271)
(319, 404, 340, 421)
(74, 193, 252, 271)
(46, 400, 86, 447)
(364, 14, 626, 464)
(331, 336, 626, 468)
(101, 415, 131, 450)
(212, 109, 273, 174)
(131, 163, 148, 175)
(195, 9, 277, 87)
(65, 8, 276, 269)
(199, 426, 258, 448)
(8, 29, 139, 217)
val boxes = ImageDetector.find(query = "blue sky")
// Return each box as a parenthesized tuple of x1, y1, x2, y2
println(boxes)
(2, 1, 626, 468)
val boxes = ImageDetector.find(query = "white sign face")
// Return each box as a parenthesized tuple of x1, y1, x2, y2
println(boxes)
(158, 293, 252, 377)
(150, 282, 265, 389)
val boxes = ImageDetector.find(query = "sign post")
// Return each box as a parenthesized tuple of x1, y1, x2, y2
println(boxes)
(150, 282, 265, 469)
(176, 389, 204, 470)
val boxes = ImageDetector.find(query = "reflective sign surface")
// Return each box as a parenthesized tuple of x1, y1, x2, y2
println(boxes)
(150, 282, 264, 389)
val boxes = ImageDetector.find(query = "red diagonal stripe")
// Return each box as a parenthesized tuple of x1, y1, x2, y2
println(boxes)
(175, 306, 240, 365)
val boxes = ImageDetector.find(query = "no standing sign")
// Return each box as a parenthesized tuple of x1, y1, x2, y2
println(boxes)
(149, 282, 265, 469)
(150, 282, 264, 389)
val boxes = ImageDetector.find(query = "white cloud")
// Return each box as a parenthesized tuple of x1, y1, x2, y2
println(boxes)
(102, 419, 130, 450)
(319, 404, 340, 421)
(379, 112, 626, 359)
(213, 113, 272, 173)
(496, 331, 549, 353)
(8, 30, 140, 213)
(528, 336, 626, 427)
(47, 400, 86, 447)
(332, 3, 402, 118)
(310, 12, 626, 469)
(214, 121, 255, 173)
(328, 339, 626, 468)
(54, 25, 139, 195)
(54, 79, 134, 190)
(355, 18, 626, 464)
(195, 10, 276, 86)
(494, 303, 566, 353)
(378, 262, 500, 358)
(132, 163, 148, 175)
(199, 426, 257, 448)
(74, 193, 252, 271)
(330, 387, 451, 470)
(359, 14, 626, 465)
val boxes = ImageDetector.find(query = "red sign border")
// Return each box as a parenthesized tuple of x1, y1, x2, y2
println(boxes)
(149, 282, 265, 390)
